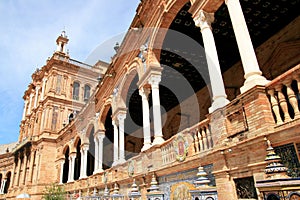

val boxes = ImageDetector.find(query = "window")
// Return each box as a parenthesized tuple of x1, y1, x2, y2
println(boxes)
(56, 75, 62, 94)
(84, 84, 91, 102)
(51, 106, 58, 131)
(234, 176, 258, 199)
(73, 82, 80, 100)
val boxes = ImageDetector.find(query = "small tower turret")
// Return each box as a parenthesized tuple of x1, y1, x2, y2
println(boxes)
(56, 30, 69, 55)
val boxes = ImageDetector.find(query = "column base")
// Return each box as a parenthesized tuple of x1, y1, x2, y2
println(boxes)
(93, 168, 104, 175)
(112, 160, 119, 167)
(141, 143, 152, 152)
(79, 176, 87, 179)
(118, 158, 126, 165)
(241, 73, 269, 94)
(67, 179, 74, 183)
(209, 96, 230, 113)
(152, 136, 165, 146)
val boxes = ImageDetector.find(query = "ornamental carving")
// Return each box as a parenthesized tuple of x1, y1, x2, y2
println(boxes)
(173, 133, 189, 162)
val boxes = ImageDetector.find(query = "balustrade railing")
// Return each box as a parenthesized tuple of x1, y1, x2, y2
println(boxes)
(160, 118, 212, 166)
(190, 119, 212, 154)
(161, 140, 175, 165)
(266, 64, 300, 125)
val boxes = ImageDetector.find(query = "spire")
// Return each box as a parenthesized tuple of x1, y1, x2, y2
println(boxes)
(56, 30, 69, 55)
(149, 174, 159, 192)
(128, 179, 141, 198)
(264, 139, 288, 179)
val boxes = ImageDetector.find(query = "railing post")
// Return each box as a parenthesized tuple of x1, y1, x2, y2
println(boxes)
(276, 85, 291, 122)
(284, 81, 300, 118)
(267, 89, 283, 124)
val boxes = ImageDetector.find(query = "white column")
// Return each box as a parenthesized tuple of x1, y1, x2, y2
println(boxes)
(67, 156, 72, 182)
(40, 78, 47, 101)
(79, 149, 84, 178)
(80, 146, 88, 179)
(70, 155, 76, 182)
(34, 86, 40, 108)
(22, 100, 28, 120)
(225, 0, 268, 93)
(93, 136, 99, 174)
(118, 113, 126, 163)
(27, 93, 34, 115)
(112, 120, 119, 166)
(149, 75, 165, 145)
(194, 10, 230, 113)
(97, 134, 104, 172)
(0, 179, 6, 194)
(59, 160, 65, 184)
(139, 87, 152, 151)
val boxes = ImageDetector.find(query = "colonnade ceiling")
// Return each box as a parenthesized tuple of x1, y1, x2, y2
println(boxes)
(159, 0, 299, 97)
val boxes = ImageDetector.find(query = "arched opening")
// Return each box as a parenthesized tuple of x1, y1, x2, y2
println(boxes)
(3, 172, 11, 194)
(0, 173, 2, 191)
(87, 126, 95, 176)
(72, 82, 80, 100)
(74, 138, 81, 180)
(62, 146, 70, 183)
(84, 85, 91, 102)
(103, 107, 113, 170)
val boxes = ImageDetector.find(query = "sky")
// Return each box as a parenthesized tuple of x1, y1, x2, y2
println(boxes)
(0, 0, 140, 145)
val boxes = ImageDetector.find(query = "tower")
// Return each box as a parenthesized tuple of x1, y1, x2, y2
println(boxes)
(11, 31, 108, 194)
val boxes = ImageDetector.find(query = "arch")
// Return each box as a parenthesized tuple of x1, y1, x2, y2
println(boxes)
(72, 81, 80, 100)
(99, 98, 112, 130)
(3, 171, 11, 194)
(87, 125, 95, 176)
(150, 0, 190, 61)
(0, 173, 2, 191)
(83, 84, 91, 102)
(74, 138, 81, 180)
(113, 58, 145, 112)
(62, 146, 70, 183)
(62, 144, 70, 155)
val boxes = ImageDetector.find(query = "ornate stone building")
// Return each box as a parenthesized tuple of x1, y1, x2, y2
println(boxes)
(0, 0, 300, 199)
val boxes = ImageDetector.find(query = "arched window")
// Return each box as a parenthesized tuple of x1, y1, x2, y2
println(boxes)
(87, 127, 95, 176)
(72, 82, 80, 100)
(3, 172, 11, 194)
(74, 139, 81, 180)
(62, 147, 70, 183)
(84, 85, 91, 102)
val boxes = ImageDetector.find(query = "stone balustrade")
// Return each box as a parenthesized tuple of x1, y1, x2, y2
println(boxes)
(266, 64, 300, 125)
(191, 119, 212, 154)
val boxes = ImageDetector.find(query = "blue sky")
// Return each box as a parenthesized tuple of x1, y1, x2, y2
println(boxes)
(0, 0, 140, 144)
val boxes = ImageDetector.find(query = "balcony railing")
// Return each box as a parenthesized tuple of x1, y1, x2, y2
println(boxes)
(266, 64, 300, 125)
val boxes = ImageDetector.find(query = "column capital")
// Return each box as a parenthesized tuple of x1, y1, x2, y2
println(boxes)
(148, 74, 161, 88)
(193, 10, 214, 31)
(117, 112, 126, 122)
(139, 86, 151, 99)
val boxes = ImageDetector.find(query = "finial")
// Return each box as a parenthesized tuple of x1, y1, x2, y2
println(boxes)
(194, 166, 210, 188)
(149, 174, 159, 192)
(114, 42, 120, 52)
(264, 140, 288, 179)
(113, 182, 119, 194)
(103, 185, 110, 196)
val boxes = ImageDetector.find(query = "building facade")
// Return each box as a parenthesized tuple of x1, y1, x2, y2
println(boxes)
(0, 0, 300, 199)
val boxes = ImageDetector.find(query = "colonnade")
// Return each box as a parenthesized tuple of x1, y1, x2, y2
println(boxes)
(58, 0, 268, 184)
